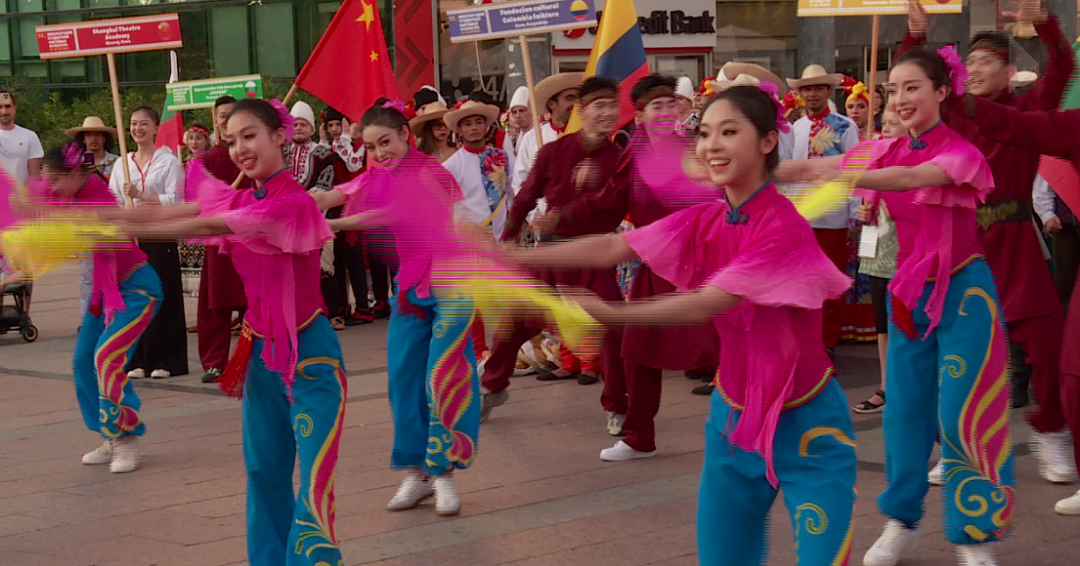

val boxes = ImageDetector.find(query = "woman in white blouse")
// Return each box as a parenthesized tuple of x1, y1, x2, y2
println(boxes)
(109, 106, 188, 379)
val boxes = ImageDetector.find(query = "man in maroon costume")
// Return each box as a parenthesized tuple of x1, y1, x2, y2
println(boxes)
(549, 74, 719, 460)
(945, 96, 1080, 514)
(481, 77, 626, 425)
(900, 0, 1077, 482)
(197, 96, 250, 383)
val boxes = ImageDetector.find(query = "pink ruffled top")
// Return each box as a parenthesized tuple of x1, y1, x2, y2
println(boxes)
(187, 162, 332, 392)
(36, 175, 146, 317)
(336, 148, 464, 298)
(623, 183, 850, 487)
(851, 123, 994, 335)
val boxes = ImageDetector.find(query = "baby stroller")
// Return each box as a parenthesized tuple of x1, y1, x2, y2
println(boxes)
(0, 282, 37, 342)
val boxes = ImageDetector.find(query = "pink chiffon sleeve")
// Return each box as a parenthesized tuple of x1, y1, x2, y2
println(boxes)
(186, 160, 246, 217)
(914, 150, 995, 208)
(221, 191, 332, 256)
(703, 230, 851, 308)
(622, 205, 710, 291)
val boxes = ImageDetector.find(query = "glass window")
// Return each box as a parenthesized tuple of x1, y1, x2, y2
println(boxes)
(210, 5, 251, 76)
(255, 2, 296, 77)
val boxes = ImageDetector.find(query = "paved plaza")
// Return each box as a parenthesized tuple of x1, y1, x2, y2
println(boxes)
(0, 265, 1076, 566)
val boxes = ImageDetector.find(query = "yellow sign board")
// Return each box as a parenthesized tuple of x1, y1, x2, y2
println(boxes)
(797, 0, 963, 17)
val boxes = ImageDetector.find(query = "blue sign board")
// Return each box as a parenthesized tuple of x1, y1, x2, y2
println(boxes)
(447, 0, 598, 43)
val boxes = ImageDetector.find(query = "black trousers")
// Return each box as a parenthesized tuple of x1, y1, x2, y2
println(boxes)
(127, 241, 189, 375)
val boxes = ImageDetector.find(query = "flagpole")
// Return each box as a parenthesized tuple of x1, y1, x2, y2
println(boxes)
(867, 15, 880, 139)
(519, 36, 544, 149)
(106, 52, 133, 206)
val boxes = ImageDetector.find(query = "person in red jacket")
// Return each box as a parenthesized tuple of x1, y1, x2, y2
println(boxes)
(949, 96, 1080, 516)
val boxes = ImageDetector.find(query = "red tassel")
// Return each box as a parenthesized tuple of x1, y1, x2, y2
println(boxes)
(396, 291, 425, 320)
(890, 296, 918, 340)
(218, 325, 254, 399)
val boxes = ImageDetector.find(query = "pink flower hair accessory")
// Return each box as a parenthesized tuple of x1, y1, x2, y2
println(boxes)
(383, 98, 407, 115)
(937, 46, 967, 96)
(756, 82, 790, 134)
(268, 99, 296, 141)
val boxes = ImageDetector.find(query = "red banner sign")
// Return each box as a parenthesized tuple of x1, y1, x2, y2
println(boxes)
(36, 14, 183, 59)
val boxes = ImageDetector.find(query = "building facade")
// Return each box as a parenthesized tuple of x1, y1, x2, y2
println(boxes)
(2, 0, 1074, 105)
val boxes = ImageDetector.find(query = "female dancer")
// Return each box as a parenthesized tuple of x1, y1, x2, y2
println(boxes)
(319, 102, 478, 517)
(13, 144, 161, 473)
(109, 106, 188, 379)
(113, 98, 346, 566)
(504, 85, 857, 565)
(783, 48, 1013, 566)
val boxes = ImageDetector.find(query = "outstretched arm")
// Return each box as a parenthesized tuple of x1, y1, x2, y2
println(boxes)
(964, 97, 1080, 162)
(505, 233, 637, 269)
(571, 285, 740, 325)
(313, 189, 347, 211)
(1011, 2, 1073, 111)
(856, 162, 951, 192)
(116, 216, 231, 240)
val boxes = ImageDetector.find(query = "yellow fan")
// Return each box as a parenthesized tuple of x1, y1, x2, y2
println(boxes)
(433, 259, 604, 356)
(0, 215, 121, 280)
(790, 172, 862, 221)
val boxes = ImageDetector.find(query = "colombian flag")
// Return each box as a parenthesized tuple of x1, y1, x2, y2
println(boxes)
(566, 0, 649, 133)
(1037, 37, 1080, 216)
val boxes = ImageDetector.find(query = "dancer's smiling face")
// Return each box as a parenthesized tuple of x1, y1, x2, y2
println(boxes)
(227, 110, 288, 182)
(695, 91, 777, 189)
(362, 124, 411, 169)
(887, 60, 947, 136)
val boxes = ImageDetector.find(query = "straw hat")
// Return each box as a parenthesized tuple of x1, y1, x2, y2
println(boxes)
(65, 116, 118, 139)
(533, 72, 584, 112)
(720, 62, 788, 95)
(444, 99, 502, 131)
(786, 64, 844, 90)
(409, 101, 449, 136)
(707, 73, 763, 92)
(1011, 70, 1037, 88)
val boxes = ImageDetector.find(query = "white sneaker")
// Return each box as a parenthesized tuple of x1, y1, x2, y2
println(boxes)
(109, 436, 140, 473)
(928, 458, 945, 486)
(956, 544, 998, 566)
(126, 368, 146, 380)
(433, 476, 461, 517)
(1029, 431, 1078, 484)
(480, 388, 508, 423)
(1054, 489, 1080, 515)
(81, 440, 113, 465)
(606, 411, 625, 436)
(150, 369, 171, 379)
(599, 440, 656, 462)
(863, 520, 919, 566)
(386, 472, 433, 511)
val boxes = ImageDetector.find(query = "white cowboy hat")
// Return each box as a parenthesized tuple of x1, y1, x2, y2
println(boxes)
(409, 101, 450, 136)
(786, 64, 844, 90)
(444, 99, 502, 132)
(533, 72, 584, 112)
(65, 116, 118, 139)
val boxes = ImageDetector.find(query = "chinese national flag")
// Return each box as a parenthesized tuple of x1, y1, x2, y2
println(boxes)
(295, 0, 400, 123)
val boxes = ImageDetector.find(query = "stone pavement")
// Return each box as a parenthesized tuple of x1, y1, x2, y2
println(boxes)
(0, 266, 1077, 566)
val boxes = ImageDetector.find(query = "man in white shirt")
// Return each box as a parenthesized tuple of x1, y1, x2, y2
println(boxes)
(0, 90, 43, 182)
(506, 86, 532, 157)
(785, 64, 860, 356)
(442, 98, 511, 239)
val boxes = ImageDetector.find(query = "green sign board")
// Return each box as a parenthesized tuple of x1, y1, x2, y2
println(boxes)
(166, 74, 263, 111)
